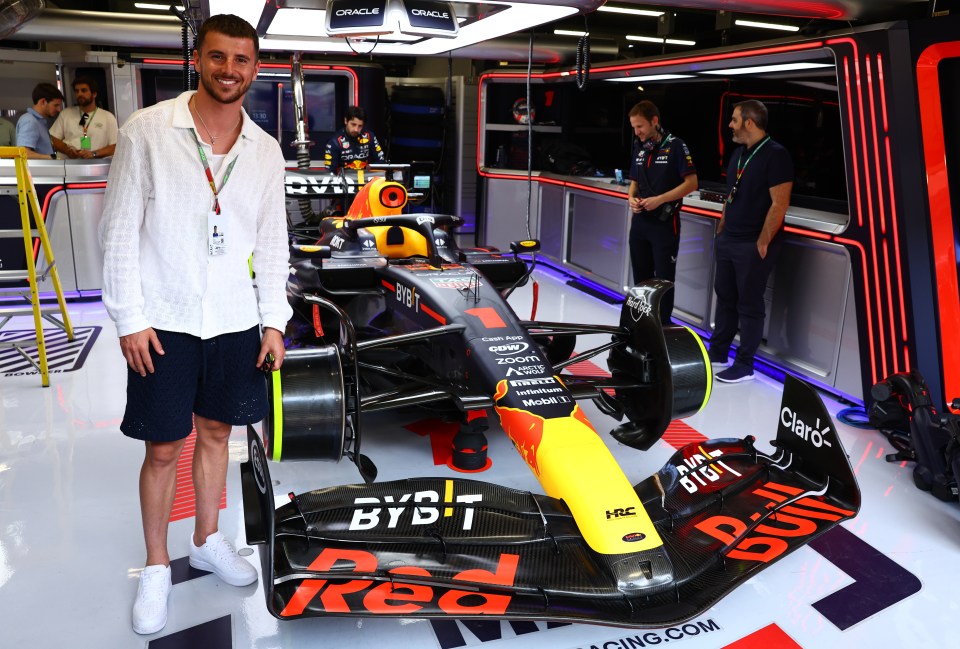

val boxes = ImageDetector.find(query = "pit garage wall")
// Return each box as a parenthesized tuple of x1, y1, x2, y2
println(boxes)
(478, 14, 960, 409)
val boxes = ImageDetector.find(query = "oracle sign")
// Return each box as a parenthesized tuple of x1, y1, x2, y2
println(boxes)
(326, 0, 389, 34)
(401, 0, 458, 37)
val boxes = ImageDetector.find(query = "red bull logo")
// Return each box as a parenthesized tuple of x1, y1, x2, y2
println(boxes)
(494, 380, 546, 476)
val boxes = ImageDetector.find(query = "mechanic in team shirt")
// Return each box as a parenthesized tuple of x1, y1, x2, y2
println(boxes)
(324, 105, 385, 174)
(627, 100, 699, 325)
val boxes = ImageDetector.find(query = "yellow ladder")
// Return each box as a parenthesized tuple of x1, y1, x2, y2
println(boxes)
(0, 146, 74, 387)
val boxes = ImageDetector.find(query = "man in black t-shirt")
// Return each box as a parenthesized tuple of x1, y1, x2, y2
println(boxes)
(627, 101, 699, 324)
(711, 99, 794, 383)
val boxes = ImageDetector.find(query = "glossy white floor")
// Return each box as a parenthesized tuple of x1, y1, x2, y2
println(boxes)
(2, 267, 959, 649)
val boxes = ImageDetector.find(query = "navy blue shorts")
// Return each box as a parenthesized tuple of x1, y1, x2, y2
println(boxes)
(120, 326, 268, 443)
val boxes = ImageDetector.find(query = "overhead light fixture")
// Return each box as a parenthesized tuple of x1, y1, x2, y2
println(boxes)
(135, 2, 184, 9)
(598, 6, 663, 17)
(626, 34, 696, 46)
(267, 8, 328, 37)
(735, 19, 800, 32)
(701, 62, 834, 75)
(211, 0, 578, 55)
(554, 29, 587, 37)
(605, 74, 695, 82)
(789, 80, 840, 92)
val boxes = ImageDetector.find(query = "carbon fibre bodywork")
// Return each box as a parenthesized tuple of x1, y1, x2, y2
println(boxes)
(242, 375, 859, 627)
(244, 189, 859, 627)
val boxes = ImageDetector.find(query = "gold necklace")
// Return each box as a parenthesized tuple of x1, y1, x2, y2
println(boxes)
(191, 96, 241, 145)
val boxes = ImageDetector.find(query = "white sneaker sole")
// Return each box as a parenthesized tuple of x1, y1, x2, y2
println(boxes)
(715, 373, 755, 383)
(189, 556, 258, 587)
(133, 614, 167, 635)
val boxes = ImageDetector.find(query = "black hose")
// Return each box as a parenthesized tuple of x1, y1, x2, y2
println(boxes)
(575, 16, 590, 91)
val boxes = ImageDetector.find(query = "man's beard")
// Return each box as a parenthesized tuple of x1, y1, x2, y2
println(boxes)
(200, 71, 251, 105)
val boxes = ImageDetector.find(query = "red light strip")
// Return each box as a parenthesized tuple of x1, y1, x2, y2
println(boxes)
(827, 38, 886, 382)
(917, 41, 960, 409)
(681, 206, 721, 219)
(142, 59, 360, 104)
(877, 53, 890, 132)
(476, 169, 629, 200)
(30, 185, 64, 260)
(840, 57, 863, 229)
(834, 235, 876, 384)
(865, 56, 897, 375)
(865, 57, 886, 236)
(884, 135, 909, 344)
(867, 55, 900, 374)
(857, 51, 887, 379)
(576, 41, 827, 77)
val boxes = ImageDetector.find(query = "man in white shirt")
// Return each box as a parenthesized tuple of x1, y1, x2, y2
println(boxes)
(49, 76, 119, 159)
(98, 14, 291, 635)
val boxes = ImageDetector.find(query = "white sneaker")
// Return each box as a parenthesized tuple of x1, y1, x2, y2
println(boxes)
(132, 564, 172, 635)
(189, 531, 258, 587)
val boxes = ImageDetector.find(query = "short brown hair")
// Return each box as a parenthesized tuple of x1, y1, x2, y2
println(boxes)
(196, 14, 259, 59)
(32, 83, 63, 104)
(735, 99, 768, 131)
(628, 100, 660, 122)
(73, 76, 98, 95)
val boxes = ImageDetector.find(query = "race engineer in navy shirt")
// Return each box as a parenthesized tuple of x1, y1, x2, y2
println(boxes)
(627, 100, 698, 324)
(324, 105, 385, 174)
(710, 99, 794, 383)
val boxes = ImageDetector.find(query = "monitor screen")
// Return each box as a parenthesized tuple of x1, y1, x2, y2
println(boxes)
(413, 175, 431, 189)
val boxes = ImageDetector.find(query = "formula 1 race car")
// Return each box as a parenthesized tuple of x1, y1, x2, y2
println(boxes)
(241, 176, 861, 628)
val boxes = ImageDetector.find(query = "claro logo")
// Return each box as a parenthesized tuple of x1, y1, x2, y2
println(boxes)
(336, 8, 380, 16)
(280, 548, 520, 617)
(781, 407, 834, 448)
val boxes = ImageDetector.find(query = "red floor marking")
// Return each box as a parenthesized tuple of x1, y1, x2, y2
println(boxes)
(661, 420, 708, 449)
(721, 623, 803, 649)
(169, 430, 227, 523)
(403, 418, 461, 467)
(561, 353, 617, 396)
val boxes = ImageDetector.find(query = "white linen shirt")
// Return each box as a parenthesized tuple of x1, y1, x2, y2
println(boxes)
(99, 90, 292, 339)
(49, 105, 119, 152)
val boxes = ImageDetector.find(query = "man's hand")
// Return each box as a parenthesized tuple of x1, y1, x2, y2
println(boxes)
(257, 327, 285, 372)
(119, 328, 164, 377)
(628, 196, 643, 213)
(638, 194, 665, 212)
(76, 149, 95, 159)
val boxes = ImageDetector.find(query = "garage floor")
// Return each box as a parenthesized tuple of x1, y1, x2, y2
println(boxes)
(1, 268, 958, 649)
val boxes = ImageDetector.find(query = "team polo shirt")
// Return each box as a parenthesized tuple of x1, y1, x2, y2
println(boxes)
(49, 106, 119, 152)
(324, 127, 385, 173)
(15, 108, 55, 157)
(722, 138, 794, 241)
(629, 133, 696, 214)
